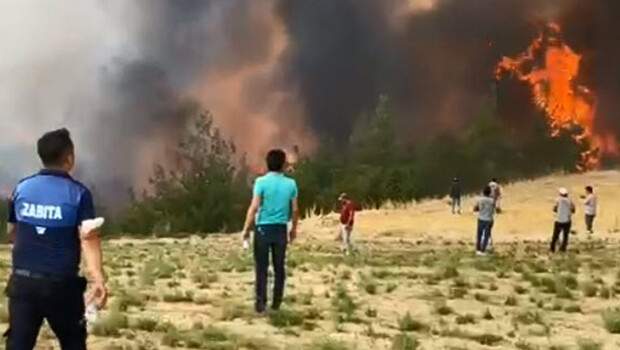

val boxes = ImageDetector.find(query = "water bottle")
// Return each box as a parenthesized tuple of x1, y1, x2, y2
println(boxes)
(85, 303, 99, 325)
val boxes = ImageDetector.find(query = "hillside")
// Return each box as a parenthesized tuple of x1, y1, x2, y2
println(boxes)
(301, 170, 620, 245)
(2, 171, 620, 349)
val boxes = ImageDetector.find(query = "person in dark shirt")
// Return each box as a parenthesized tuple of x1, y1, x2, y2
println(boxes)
(338, 193, 356, 254)
(5, 128, 107, 349)
(450, 177, 462, 214)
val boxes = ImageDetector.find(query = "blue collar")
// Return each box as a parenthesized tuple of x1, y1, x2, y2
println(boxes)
(39, 168, 73, 179)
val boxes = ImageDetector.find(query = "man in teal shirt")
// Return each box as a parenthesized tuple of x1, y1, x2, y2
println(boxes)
(242, 149, 299, 313)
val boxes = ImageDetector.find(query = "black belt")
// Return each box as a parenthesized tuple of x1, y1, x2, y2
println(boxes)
(13, 269, 75, 282)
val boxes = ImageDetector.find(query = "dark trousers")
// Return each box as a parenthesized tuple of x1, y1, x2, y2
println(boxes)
(585, 214, 595, 232)
(476, 220, 494, 252)
(451, 197, 461, 214)
(5, 274, 87, 350)
(551, 221, 571, 252)
(254, 224, 288, 312)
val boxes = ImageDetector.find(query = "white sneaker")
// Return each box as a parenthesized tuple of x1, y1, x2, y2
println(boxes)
(476, 251, 486, 256)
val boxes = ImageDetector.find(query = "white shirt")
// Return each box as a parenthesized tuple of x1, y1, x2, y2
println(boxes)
(489, 181, 501, 199)
(555, 196, 575, 223)
(584, 194, 597, 216)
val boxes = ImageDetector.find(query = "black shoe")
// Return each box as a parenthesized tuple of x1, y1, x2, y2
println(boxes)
(271, 299, 283, 311)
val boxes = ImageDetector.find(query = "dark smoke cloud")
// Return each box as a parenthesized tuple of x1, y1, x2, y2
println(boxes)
(277, 0, 619, 143)
(276, 0, 544, 139)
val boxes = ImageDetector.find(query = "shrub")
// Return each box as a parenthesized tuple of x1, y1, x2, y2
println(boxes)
(599, 286, 612, 299)
(455, 314, 476, 325)
(513, 311, 543, 325)
(362, 279, 378, 295)
(221, 303, 251, 321)
(163, 290, 193, 303)
(472, 333, 503, 346)
(514, 285, 528, 295)
(307, 339, 351, 350)
(391, 333, 420, 350)
(365, 307, 378, 318)
(114, 290, 146, 311)
(564, 304, 582, 313)
(269, 308, 304, 328)
(482, 308, 494, 320)
(515, 339, 536, 350)
(434, 302, 454, 316)
(505, 295, 518, 306)
(602, 309, 620, 333)
(304, 307, 322, 320)
(581, 281, 598, 297)
(474, 292, 489, 302)
(398, 313, 428, 332)
(131, 317, 158, 332)
(577, 339, 602, 350)
(332, 285, 357, 321)
(91, 310, 128, 337)
(442, 266, 459, 279)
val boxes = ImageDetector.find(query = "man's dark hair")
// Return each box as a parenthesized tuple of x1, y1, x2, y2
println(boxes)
(266, 149, 286, 172)
(483, 185, 492, 196)
(585, 186, 593, 193)
(37, 128, 74, 167)
(491, 177, 498, 182)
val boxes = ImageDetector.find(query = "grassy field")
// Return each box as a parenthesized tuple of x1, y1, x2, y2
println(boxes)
(2, 171, 620, 349)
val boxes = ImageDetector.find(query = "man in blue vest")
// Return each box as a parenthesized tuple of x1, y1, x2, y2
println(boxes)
(242, 149, 299, 313)
(5, 128, 107, 349)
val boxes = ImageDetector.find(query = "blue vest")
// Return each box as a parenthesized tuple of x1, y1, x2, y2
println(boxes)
(9, 169, 95, 276)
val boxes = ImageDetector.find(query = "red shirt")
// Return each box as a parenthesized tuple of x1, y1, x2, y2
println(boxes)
(340, 200, 356, 225)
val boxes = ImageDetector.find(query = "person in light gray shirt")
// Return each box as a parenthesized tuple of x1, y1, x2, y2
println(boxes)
(551, 187, 575, 253)
(474, 186, 496, 255)
(583, 186, 597, 234)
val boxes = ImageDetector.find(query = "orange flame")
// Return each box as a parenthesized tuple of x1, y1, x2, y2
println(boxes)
(495, 23, 617, 170)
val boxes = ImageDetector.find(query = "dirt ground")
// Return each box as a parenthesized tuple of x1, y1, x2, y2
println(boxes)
(1, 171, 620, 350)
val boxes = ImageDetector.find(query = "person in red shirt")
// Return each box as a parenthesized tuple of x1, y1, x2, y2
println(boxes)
(338, 193, 356, 254)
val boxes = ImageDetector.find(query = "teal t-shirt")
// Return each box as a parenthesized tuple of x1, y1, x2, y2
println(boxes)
(253, 172, 298, 225)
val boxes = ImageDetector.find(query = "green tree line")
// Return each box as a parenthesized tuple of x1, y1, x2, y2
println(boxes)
(0, 94, 585, 236)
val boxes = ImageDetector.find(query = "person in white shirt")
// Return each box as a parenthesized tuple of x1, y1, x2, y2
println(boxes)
(551, 187, 575, 253)
(583, 186, 597, 234)
(488, 178, 502, 213)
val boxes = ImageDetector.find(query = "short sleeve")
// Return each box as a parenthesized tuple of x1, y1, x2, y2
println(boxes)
(7, 191, 16, 224)
(77, 189, 96, 223)
(253, 180, 264, 198)
(291, 181, 298, 199)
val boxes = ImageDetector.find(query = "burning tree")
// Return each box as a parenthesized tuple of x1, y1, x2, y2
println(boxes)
(495, 22, 618, 170)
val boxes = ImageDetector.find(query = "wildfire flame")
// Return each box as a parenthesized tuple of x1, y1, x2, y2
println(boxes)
(495, 23, 617, 170)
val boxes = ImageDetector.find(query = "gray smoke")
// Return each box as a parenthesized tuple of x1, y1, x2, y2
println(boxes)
(0, 0, 292, 203)
(0, 0, 618, 203)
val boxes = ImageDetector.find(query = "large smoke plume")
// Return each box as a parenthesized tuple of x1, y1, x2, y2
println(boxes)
(0, 0, 618, 204)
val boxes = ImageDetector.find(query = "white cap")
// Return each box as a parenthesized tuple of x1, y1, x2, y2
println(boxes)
(558, 187, 569, 196)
